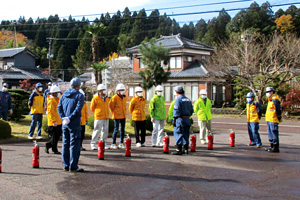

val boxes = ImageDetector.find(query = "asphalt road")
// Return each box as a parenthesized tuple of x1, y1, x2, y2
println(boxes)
(0, 118, 299, 200)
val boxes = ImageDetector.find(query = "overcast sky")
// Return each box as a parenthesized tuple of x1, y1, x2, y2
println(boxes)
(0, 0, 298, 24)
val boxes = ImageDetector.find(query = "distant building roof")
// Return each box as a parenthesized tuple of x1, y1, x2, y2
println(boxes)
(126, 34, 214, 54)
(0, 67, 51, 80)
(170, 60, 208, 78)
(0, 46, 39, 59)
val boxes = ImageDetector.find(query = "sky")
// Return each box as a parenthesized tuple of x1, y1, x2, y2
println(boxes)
(1, 0, 299, 25)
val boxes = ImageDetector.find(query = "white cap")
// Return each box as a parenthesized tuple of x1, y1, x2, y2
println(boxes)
(199, 89, 207, 95)
(50, 85, 61, 93)
(79, 89, 85, 96)
(155, 85, 163, 91)
(135, 87, 143, 93)
(116, 83, 126, 92)
(97, 84, 107, 91)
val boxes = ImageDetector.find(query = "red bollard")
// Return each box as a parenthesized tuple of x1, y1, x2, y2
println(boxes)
(230, 129, 235, 147)
(208, 133, 213, 150)
(32, 141, 39, 168)
(190, 134, 196, 152)
(163, 133, 169, 154)
(125, 135, 131, 157)
(0, 147, 2, 173)
(98, 140, 104, 160)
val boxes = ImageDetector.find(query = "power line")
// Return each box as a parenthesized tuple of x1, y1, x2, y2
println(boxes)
(0, 1, 299, 28)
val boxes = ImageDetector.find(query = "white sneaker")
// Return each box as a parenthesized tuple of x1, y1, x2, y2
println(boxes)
(28, 136, 33, 139)
(104, 144, 110, 150)
(118, 143, 125, 149)
(141, 142, 147, 147)
(91, 146, 97, 150)
(111, 144, 118, 149)
(136, 143, 141, 147)
(157, 143, 164, 147)
(36, 136, 43, 139)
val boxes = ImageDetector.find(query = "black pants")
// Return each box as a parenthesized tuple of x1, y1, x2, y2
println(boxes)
(133, 120, 146, 144)
(81, 125, 86, 147)
(46, 125, 62, 152)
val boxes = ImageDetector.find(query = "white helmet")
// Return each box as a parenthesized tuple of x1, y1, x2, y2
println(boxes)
(50, 85, 61, 93)
(97, 84, 107, 91)
(199, 89, 207, 95)
(135, 87, 143, 93)
(79, 89, 85, 96)
(155, 85, 163, 91)
(116, 83, 126, 91)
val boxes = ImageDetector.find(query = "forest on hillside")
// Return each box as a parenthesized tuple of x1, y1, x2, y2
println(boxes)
(0, 2, 299, 81)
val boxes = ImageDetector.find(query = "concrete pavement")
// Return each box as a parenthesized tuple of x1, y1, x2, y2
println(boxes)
(0, 118, 300, 200)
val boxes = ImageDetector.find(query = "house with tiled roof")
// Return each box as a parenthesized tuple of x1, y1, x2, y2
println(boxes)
(126, 34, 234, 106)
(0, 46, 51, 88)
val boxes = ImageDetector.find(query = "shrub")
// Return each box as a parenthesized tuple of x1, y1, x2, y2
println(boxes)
(88, 115, 114, 133)
(8, 89, 31, 121)
(0, 119, 12, 139)
(42, 116, 49, 134)
(130, 113, 153, 131)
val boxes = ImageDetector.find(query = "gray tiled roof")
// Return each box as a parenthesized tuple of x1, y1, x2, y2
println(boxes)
(0, 67, 51, 80)
(126, 34, 214, 54)
(0, 46, 39, 59)
(170, 60, 208, 78)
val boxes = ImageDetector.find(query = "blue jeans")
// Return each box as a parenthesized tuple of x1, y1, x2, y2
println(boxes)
(267, 122, 279, 144)
(112, 119, 126, 144)
(0, 110, 8, 121)
(62, 127, 81, 170)
(174, 118, 190, 146)
(28, 114, 43, 137)
(248, 122, 262, 146)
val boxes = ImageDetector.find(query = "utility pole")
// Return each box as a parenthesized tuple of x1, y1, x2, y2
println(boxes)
(46, 38, 54, 76)
(13, 22, 18, 48)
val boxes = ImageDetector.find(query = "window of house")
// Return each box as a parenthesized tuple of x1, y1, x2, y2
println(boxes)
(146, 87, 154, 101)
(186, 56, 193, 62)
(222, 86, 226, 101)
(172, 86, 177, 101)
(212, 85, 216, 101)
(185, 86, 192, 100)
(170, 56, 182, 69)
(164, 86, 171, 102)
(192, 86, 199, 102)
(202, 56, 206, 60)
(139, 59, 146, 69)
(129, 87, 134, 97)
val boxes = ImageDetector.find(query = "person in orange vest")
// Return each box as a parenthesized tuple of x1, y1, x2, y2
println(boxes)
(246, 92, 262, 148)
(45, 85, 62, 154)
(265, 87, 281, 153)
(90, 84, 110, 150)
(28, 83, 44, 139)
(109, 83, 127, 149)
(129, 86, 146, 147)
(79, 89, 89, 151)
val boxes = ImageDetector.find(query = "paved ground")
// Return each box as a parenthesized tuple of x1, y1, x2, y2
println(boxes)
(0, 118, 300, 200)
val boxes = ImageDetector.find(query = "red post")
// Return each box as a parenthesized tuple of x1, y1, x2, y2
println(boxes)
(32, 141, 39, 168)
(98, 140, 104, 160)
(230, 129, 235, 147)
(163, 133, 169, 154)
(125, 135, 131, 157)
(208, 133, 213, 150)
(190, 134, 196, 152)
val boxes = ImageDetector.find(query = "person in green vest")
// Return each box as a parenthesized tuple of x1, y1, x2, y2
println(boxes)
(168, 93, 177, 123)
(194, 89, 212, 144)
(149, 85, 166, 147)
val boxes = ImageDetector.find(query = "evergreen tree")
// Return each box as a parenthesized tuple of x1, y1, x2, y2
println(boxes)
(194, 19, 207, 42)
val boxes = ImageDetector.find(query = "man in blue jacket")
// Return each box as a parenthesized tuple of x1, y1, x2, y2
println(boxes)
(43, 82, 52, 109)
(0, 83, 13, 121)
(172, 86, 194, 155)
(58, 78, 85, 172)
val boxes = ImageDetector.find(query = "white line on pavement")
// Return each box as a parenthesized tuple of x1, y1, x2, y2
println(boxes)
(212, 122, 300, 128)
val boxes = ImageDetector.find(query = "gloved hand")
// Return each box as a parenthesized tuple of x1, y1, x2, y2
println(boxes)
(46, 111, 48, 115)
(9, 109, 13, 115)
(53, 122, 58, 127)
(151, 118, 154, 123)
(62, 117, 70, 125)
(86, 121, 89, 125)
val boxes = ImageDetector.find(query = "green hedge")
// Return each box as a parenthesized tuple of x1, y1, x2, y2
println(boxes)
(0, 119, 12, 139)
(8, 89, 31, 121)
(130, 113, 153, 131)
